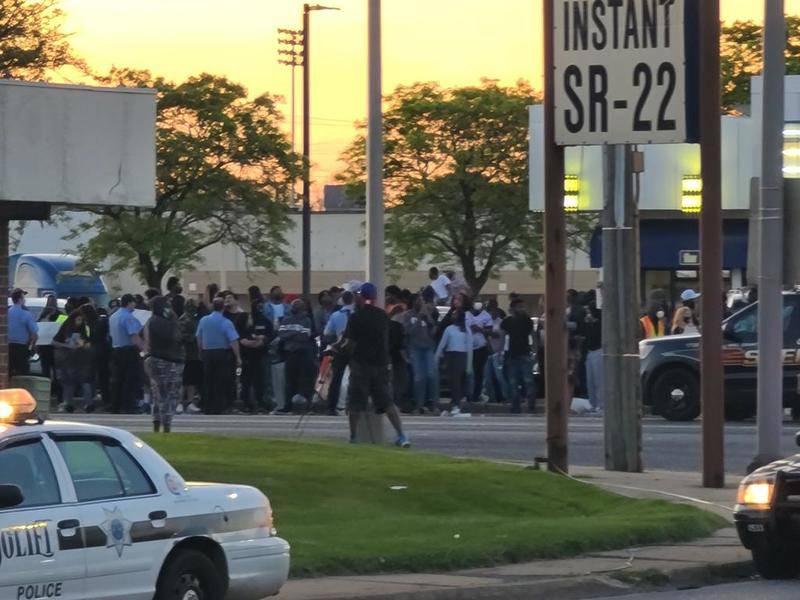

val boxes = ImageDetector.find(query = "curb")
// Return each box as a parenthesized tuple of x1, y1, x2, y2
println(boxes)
(304, 559, 755, 600)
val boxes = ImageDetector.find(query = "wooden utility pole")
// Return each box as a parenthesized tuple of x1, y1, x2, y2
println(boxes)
(603, 145, 642, 472)
(699, 0, 725, 488)
(543, 0, 568, 474)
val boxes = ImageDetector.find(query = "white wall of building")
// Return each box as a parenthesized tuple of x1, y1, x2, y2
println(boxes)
(527, 75, 800, 213)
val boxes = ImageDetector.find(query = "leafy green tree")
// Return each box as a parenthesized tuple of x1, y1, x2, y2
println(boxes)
(0, 0, 84, 80)
(338, 80, 595, 294)
(66, 69, 300, 289)
(721, 17, 800, 113)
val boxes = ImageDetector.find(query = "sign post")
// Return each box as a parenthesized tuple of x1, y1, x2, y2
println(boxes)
(546, 0, 718, 478)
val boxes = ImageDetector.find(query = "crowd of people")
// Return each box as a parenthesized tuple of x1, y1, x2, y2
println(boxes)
(8, 268, 758, 431)
(6, 268, 545, 432)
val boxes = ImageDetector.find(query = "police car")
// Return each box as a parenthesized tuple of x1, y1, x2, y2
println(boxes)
(0, 390, 290, 600)
(735, 433, 800, 579)
(640, 291, 800, 421)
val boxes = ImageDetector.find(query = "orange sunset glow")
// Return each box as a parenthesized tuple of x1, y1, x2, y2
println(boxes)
(61, 0, 800, 201)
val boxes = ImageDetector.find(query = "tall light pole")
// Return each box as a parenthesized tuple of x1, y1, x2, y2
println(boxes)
(279, 5, 339, 298)
(754, 0, 786, 469)
(366, 0, 384, 307)
(278, 28, 303, 209)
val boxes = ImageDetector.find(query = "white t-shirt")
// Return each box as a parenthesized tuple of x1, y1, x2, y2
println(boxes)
(467, 310, 493, 349)
(431, 274, 451, 301)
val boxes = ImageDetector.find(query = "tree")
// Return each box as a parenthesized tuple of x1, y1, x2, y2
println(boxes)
(338, 80, 595, 294)
(0, 0, 84, 79)
(65, 69, 300, 289)
(721, 17, 800, 113)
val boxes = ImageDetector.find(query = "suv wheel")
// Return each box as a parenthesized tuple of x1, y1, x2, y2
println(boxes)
(752, 544, 800, 579)
(652, 368, 701, 421)
(156, 549, 224, 600)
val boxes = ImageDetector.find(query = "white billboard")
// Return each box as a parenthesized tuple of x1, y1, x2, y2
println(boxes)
(0, 80, 156, 207)
(553, 0, 699, 146)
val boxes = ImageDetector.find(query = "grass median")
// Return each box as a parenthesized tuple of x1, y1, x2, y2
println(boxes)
(142, 434, 727, 578)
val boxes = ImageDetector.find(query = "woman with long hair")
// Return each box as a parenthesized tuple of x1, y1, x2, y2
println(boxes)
(435, 308, 472, 417)
(144, 296, 184, 433)
(52, 309, 94, 413)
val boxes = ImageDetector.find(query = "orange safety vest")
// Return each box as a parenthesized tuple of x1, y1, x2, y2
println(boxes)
(640, 315, 666, 339)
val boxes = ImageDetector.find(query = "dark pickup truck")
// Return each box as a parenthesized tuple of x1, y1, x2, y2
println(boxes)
(640, 292, 800, 421)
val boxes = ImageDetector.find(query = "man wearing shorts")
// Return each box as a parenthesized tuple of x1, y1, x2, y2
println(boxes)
(344, 282, 410, 448)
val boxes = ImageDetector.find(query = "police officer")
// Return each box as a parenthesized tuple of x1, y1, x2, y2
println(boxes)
(109, 294, 145, 413)
(8, 288, 37, 377)
(196, 297, 241, 414)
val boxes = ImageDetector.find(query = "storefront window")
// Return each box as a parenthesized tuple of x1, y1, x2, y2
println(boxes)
(783, 123, 800, 178)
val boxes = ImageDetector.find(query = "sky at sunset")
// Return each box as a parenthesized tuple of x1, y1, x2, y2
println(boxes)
(61, 0, 800, 200)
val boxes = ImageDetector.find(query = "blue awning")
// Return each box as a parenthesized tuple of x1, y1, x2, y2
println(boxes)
(590, 219, 749, 270)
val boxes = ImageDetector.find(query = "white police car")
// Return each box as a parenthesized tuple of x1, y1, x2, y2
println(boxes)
(0, 390, 290, 600)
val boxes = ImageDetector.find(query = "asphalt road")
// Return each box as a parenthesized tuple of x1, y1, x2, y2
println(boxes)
(616, 581, 800, 599)
(67, 412, 800, 474)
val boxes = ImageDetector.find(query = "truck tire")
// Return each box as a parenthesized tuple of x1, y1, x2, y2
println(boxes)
(652, 368, 701, 421)
(752, 545, 800, 579)
(156, 549, 225, 600)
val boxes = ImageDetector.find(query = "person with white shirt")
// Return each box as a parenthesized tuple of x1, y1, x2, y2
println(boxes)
(435, 309, 472, 416)
(428, 267, 452, 305)
(467, 301, 494, 402)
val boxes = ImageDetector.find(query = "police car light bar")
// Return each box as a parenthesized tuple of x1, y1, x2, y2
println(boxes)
(0, 389, 38, 424)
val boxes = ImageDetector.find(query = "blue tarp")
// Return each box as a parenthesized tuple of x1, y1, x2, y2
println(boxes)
(589, 219, 749, 270)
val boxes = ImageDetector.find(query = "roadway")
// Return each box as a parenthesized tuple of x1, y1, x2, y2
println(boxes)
(68, 413, 800, 474)
(617, 581, 800, 599)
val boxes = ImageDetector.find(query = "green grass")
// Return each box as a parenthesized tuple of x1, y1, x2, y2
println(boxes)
(142, 434, 727, 578)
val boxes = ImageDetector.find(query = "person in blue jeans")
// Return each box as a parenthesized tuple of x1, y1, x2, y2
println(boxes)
(501, 298, 537, 413)
(403, 295, 439, 414)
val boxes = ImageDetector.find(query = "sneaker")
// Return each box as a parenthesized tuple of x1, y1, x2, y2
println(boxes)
(175, 404, 185, 415)
(440, 410, 451, 417)
(395, 434, 411, 448)
(271, 408, 292, 415)
(84, 403, 96, 414)
(453, 411, 472, 418)
(479, 394, 490, 404)
(186, 403, 202, 415)
(451, 406, 461, 416)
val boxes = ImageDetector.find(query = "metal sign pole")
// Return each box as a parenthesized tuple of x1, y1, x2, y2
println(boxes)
(699, 0, 725, 489)
(544, 0, 568, 474)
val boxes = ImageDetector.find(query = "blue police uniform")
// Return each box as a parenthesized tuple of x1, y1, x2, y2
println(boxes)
(8, 304, 37, 377)
(109, 308, 143, 414)
(196, 311, 240, 415)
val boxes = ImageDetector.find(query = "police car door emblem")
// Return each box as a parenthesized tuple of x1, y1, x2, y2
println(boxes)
(100, 507, 133, 557)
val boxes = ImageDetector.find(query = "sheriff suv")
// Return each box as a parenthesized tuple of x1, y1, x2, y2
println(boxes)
(640, 291, 800, 421)
(735, 433, 800, 579)
(0, 390, 290, 600)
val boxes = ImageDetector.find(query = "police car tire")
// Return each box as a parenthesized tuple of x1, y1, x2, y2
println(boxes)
(752, 545, 800, 580)
(652, 368, 701, 422)
(156, 549, 225, 600)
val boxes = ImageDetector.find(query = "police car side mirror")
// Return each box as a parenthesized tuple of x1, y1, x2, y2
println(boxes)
(0, 484, 23, 509)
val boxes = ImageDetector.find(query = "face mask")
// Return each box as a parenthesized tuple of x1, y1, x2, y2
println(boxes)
(474, 302, 483, 312)
(656, 310, 665, 320)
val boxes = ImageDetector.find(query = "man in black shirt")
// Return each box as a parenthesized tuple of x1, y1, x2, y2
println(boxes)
(501, 298, 537, 413)
(344, 283, 410, 447)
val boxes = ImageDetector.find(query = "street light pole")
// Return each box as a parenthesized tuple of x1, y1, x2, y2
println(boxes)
(366, 0, 384, 307)
(755, 0, 786, 468)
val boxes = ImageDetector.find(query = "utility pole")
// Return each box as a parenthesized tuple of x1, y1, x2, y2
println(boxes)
(699, 0, 725, 488)
(366, 0, 385, 307)
(603, 145, 642, 472)
(543, 0, 568, 474)
(278, 28, 303, 209)
(755, 0, 786, 468)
